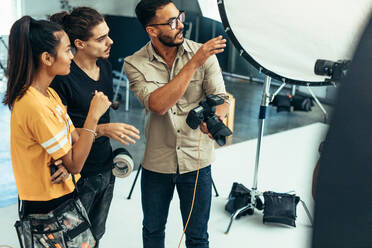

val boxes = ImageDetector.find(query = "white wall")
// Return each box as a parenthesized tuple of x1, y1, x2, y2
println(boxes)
(23, 0, 139, 19)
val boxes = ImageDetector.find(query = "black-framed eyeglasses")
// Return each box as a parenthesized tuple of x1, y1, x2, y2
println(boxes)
(147, 11, 185, 30)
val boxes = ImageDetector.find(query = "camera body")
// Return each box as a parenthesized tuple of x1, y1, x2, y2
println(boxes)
(314, 59, 350, 82)
(186, 94, 232, 146)
(112, 148, 134, 178)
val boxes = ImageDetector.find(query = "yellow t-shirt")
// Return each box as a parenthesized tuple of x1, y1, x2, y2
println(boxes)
(10, 86, 80, 201)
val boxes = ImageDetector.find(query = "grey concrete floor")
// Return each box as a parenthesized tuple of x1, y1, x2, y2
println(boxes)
(110, 76, 333, 169)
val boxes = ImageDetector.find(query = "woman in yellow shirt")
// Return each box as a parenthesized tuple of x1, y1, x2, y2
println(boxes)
(3, 16, 111, 215)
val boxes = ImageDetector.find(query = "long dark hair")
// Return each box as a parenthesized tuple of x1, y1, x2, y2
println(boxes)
(3, 16, 63, 109)
(50, 7, 104, 48)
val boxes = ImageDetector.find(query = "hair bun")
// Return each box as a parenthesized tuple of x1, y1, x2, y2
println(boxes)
(49, 11, 69, 25)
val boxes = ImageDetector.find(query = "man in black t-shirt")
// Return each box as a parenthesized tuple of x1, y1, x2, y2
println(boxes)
(50, 7, 140, 246)
(53, 59, 117, 176)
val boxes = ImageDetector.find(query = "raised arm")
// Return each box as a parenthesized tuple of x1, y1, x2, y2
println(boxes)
(61, 91, 111, 174)
(136, 36, 226, 115)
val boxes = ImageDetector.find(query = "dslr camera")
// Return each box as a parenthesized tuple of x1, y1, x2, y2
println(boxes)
(112, 148, 134, 178)
(186, 94, 232, 146)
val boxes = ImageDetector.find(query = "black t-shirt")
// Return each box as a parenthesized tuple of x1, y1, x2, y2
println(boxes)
(51, 59, 114, 177)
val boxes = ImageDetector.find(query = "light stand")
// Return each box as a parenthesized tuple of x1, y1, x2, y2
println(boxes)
(225, 75, 271, 233)
(225, 75, 313, 234)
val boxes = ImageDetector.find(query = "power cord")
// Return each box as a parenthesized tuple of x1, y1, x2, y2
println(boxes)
(177, 131, 203, 248)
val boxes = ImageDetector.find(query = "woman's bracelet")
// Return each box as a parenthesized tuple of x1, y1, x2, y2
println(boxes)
(81, 128, 97, 138)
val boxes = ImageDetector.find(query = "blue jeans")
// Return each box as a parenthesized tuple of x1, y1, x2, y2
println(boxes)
(141, 166, 212, 248)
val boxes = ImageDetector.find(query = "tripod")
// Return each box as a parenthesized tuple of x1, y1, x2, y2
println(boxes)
(127, 164, 220, 199)
(225, 75, 314, 234)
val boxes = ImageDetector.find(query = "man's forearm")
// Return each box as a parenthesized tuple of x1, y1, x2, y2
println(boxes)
(148, 60, 198, 115)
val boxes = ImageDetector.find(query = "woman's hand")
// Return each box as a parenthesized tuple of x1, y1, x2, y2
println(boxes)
(50, 159, 71, 184)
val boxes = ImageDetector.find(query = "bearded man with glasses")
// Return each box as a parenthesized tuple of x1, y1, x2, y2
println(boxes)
(125, 1, 229, 247)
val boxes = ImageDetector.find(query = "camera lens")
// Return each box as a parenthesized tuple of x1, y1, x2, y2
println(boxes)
(112, 148, 133, 178)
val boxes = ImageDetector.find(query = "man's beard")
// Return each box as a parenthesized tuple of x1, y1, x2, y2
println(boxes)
(159, 29, 184, 47)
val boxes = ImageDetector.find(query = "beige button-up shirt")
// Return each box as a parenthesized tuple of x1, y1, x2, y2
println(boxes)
(124, 39, 228, 174)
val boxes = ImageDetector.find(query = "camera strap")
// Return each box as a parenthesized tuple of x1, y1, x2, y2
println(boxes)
(17, 196, 24, 220)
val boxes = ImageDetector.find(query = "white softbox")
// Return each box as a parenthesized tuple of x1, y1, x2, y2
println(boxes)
(217, 0, 372, 85)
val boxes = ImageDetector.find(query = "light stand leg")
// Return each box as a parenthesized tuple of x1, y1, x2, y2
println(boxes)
(211, 178, 219, 197)
(225, 204, 253, 234)
(306, 85, 328, 122)
(127, 165, 142, 199)
(300, 199, 313, 225)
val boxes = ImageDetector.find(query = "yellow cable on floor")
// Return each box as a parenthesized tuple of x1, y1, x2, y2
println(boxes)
(177, 131, 203, 248)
